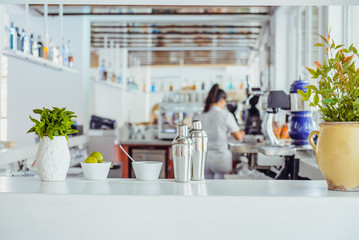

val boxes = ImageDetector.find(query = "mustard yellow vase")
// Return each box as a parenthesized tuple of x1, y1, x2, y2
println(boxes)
(309, 122, 359, 191)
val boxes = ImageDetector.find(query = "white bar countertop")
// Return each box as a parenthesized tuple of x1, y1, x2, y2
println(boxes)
(0, 178, 358, 240)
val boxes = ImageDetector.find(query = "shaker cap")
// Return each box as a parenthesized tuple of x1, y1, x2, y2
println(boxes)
(177, 124, 188, 136)
(191, 120, 202, 130)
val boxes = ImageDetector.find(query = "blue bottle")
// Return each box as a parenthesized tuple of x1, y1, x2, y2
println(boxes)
(9, 22, 17, 50)
(289, 80, 314, 145)
(62, 37, 68, 66)
(98, 60, 107, 81)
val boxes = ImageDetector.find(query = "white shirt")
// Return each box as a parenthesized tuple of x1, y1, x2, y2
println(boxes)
(196, 106, 240, 152)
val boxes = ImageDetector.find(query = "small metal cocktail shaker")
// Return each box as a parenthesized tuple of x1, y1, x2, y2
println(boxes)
(172, 124, 193, 182)
(189, 120, 207, 181)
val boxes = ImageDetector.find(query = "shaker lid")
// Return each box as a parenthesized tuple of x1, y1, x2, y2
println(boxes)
(177, 124, 188, 136)
(191, 120, 202, 130)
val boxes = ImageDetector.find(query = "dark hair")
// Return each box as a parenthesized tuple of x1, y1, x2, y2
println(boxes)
(204, 84, 227, 113)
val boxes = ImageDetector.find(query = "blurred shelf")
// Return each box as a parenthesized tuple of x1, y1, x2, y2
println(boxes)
(94, 80, 142, 93)
(94, 80, 123, 89)
(2, 49, 78, 74)
(0, 135, 87, 166)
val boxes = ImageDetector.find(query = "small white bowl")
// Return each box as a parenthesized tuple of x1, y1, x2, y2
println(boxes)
(80, 161, 111, 180)
(132, 161, 163, 181)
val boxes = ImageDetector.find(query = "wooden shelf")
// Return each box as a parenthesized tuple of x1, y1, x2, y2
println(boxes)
(2, 49, 79, 74)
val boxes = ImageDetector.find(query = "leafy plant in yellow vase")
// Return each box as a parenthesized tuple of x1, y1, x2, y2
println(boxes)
(299, 33, 359, 191)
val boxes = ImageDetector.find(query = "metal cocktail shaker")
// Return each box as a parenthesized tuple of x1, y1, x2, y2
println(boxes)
(172, 124, 193, 182)
(189, 120, 207, 181)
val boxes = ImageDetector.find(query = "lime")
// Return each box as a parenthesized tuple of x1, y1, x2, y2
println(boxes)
(84, 157, 98, 163)
(89, 151, 103, 163)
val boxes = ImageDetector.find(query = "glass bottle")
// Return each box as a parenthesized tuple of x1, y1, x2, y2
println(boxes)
(9, 22, 17, 50)
(62, 38, 68, 66)
(37, 36, 43, 57)
(98, 60, 107, 81)
(67, 41, 74, 68)
(48, 38, 54, 61)
(29, 34, 34, 55)
(43, 38, 49, 60)
(21, 29, 30, 54)
(16, 27, 21, 51)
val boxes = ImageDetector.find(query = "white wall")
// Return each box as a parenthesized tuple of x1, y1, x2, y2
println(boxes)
(93, 82, 150, 125)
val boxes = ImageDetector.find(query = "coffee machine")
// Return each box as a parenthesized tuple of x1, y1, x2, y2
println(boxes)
(261, 79, 314, 146)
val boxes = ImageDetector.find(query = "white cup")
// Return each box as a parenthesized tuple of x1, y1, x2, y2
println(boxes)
(132, 161, 163, 181)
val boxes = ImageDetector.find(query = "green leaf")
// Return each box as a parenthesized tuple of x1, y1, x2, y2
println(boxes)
(330, 41, 335, 48)
(314, 94, 319, 105)
(33, 109, 43, 114)
(353, 46, 358, 54)
(306, 88, 312, 98)
(314, 43, 325, 47)
(305, 85, 318, 92)
(29, 116, 40, 124)
(26, 127, 35, 134)
(297, 89, 306, 97)
(306, 67, 316, 75)
(335, 44, 344, 49)
(323, 99, 336, 104)
(27, 107, 77, 139)
(317, 34, 328, 44)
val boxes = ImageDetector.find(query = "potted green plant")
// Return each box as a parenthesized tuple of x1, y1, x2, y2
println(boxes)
(27, 107, 78, 181)
(299, 33, 359, 191)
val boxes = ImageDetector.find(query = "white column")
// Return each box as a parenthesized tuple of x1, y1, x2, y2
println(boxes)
(296, 7, 302, 80)
(44, 4, 48, 44)
(59, 4, 63, 65)
(305, 7, 312, 73)
(144, 66, 151, 122)
(274, 7, 289, 91)
(119, 48, 128, 126)
(327, 6, 344, 46)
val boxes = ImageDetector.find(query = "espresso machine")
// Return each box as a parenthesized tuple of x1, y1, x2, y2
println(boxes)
(261, 80, 314, 146)
(259, 79, 314, 179)
(230, 79, 315, 180)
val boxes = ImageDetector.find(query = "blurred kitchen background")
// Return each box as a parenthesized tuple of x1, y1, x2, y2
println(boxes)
(1, 4, 358, 179)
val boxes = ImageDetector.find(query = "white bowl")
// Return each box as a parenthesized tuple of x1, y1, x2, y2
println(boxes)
(80, 161, 111, 180)
(132, 161, 163, 181)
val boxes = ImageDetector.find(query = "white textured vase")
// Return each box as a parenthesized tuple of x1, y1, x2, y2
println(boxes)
(36, 136, 70, 181)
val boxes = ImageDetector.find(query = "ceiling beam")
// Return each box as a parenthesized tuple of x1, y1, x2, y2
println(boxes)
(24, 1, 359, 6)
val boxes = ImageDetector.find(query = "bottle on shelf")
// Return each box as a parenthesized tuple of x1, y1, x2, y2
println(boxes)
(98, 59, 107, 81)
(48, 38, 54, 61)
(32, 36, 39, 57)
(15, 27, 21, 51)
(169, 82, 173, 91)
(29, 34, 34, 55)
(9, 22, 17, 50)
(43, 38, 49, 60)
(62, 37, 68, 66)
(37, 36, 43, 57)
(53, 46, 60, 64)
(228, 81, 233, 90)
(107, 62, 113, 82)
(67, 40, 74, 68)
(20, 29, 29, 54)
